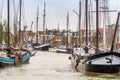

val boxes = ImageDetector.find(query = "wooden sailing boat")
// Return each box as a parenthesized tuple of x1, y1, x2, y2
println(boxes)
(70, 0, 120, 74)
(0, 0, 30, 67)
(56, 11, 69, 53)
(26, 21, 36, 56)
(32, 6, 40, 46)
(34, 2, 51, 51)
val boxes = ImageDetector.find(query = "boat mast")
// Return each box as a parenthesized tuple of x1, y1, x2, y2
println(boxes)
(96, 0, 99, 53)
(85, 0, 88, 46)
(43, 2, 46, 44)
(78, 1, 81, 45)
(66, 11, 69, 48)
(101, 0, 116, 49)
(73, 1, 81, 45)
(102, 2, 107, 49)
(91, 1, 116, 51)
(30, 21, 33, 31)
(57, 23, 60, 48)
(88, 0, 93, 44)
(111, 13, 120, 51)
(7, 0, 10, 46)
(19, 0, 22, 46)
(36, 6, 39, 44)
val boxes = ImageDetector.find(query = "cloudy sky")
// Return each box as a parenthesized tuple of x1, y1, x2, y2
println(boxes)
(0, 0, 120, 32)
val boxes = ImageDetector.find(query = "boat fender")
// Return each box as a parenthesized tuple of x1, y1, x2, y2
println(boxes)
(16, 52, 23, 60)
(68, 56, 71, 60)
(19, 55, 23, 60)
(14, 55, 19, 65)
(18, 52, 23, 60)
(88, 61, 91, 64)
(82, 60, 87, 64)
(27, 51, 30, 54)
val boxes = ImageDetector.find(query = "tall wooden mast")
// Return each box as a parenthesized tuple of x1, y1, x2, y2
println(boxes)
(91, 0, 116, 51)
(96, 0, 99, 53)
(43, 2, 46, 44)
(57, 23, 60, 48)
(85, 0, 88, 46)
(7, 0, 10, 46)
(78, 1, 81, 45)
(66, 11, 69, 48)
(88, 0, 93, 44)
(19, 0, 22, 46)
(102, 2, 107, 49)
(36, 6, 39, 44)
(73, 1, 81, 45)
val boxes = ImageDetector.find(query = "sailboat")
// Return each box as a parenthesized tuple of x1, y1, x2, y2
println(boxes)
(24, 42, 36, 56)
(34, 2, 51, 51)
(23, 23, 36, 56)
(0, 0, 30, 67)
(56, 12, 69, 53)
(70, 0, 120, 74)
(56, 45, 68, 53)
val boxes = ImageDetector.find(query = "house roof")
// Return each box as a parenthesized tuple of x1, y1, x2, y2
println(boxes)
(26, 31, 35, 36)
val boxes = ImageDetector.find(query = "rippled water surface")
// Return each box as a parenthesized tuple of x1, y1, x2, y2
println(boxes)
(0, 51, 120, 80)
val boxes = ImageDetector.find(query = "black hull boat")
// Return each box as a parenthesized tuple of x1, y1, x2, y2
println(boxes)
(34, 44, 51, 51)
(69, 1, 120, 74)
(69, 0, 120, 74)
(70, 51, 120, 73)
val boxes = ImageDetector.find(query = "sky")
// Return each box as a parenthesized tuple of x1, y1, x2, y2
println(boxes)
(0, 0, 120, 32)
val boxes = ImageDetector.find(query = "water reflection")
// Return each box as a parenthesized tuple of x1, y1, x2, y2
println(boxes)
(0, 51, 120, 80)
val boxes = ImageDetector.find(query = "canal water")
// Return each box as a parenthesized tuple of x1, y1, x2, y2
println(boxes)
(0, 51, 120, 80)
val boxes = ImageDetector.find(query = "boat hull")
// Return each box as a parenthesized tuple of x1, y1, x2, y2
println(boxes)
(0, 58, 15, 67)
(56, 48, 67, 53)
(84, 64, 120, 73)
(30, 51, 36, 56)
(0, 52, 30, 67)
(70, 51, 120, 73)
(34, 44, 51, 51)
(26, 46, 36, 56)
(56, 48, 72, 53)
